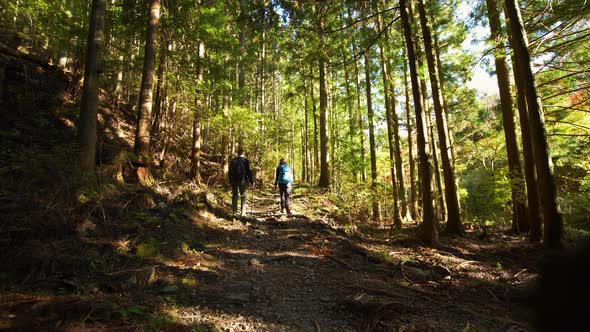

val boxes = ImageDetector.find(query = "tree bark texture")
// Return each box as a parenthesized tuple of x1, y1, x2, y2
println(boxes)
(134, 0, 161, 170)
(404, 58, 418, 222)
(485, 0, 528, 233)
(400, 0, 438, 244)
(512, 53, 542, 241)
(365, 52, 381, 220)
(318, 3, 330, 188)
(191, 42, 205, 183)
(78, 0, 106, 175)
(505, 0, 563, 248)
(417, 0, 463, 234)
(376, 6, 401, 226)
(381, 53, 402, 227)
(151, 39, 167, 137)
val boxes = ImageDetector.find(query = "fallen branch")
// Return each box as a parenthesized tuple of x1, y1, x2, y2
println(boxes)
(0, 44, 55, 69)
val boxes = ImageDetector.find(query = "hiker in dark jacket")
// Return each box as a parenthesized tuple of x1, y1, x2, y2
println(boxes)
(274, 158, 293, 215)
(229, 149, 254, 216)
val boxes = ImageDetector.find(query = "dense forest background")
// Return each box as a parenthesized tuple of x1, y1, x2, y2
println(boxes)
(0, 0, 589, 330)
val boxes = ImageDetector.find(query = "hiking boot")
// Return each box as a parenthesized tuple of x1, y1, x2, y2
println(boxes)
(281, 209, 286, 214)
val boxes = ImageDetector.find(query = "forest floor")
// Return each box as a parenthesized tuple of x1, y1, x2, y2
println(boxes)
(0, 179, 558, 332)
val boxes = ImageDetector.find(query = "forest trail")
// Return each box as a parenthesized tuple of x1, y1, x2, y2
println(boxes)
(167, 185, 534, 331)
(0, 181, 537, 331)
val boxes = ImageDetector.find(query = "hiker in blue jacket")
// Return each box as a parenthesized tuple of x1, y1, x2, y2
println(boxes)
(229, 149, 254, 216)
(274, 158, 293, 215)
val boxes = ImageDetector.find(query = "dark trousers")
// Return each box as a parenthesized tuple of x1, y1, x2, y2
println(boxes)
(279, 183, 292, 213)
(231, 183, 248, 214)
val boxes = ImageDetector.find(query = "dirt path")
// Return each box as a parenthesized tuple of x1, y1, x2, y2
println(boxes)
(0, 184, 536, 331)
(170, 185, 533, 331)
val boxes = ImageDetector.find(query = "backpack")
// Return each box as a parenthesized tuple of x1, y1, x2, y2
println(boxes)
(277, 164, 293, 184)
(230, 157, 246, 184)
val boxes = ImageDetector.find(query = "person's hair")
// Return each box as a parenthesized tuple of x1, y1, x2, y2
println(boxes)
(238, 148, 245, 156)
(280, 158, 286, 165)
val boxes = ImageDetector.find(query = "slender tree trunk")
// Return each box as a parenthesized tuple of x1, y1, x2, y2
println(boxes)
(432, 24, 456, 166)
(417, 0, 462, 234)
(505, 0, 563, 248)
(311, 67, 319, 182)
(343, 52, 357, 181)
(375, 1, 402, 226)
(134, 0, 161, 182)
(329, 69, 336, 182)
(347, 6, 366, 183)
(151, 40, 167, 136)
(352, 59, 366, 180)
(508, 38, 542, 242)
(191, 42, 205, 183)
(115, 55, 123, 105)
(364, 52, 380, 220)
(78, 0, 106, 175)
(260, 3, 266, 116)
(404, 58, 418, 222)
(400, 0, 438, 244)
(386, 59, 410, 222)
(429, 113, 446, 224)
(485, 0, 528, 233)
(303, 74, 309, 183)
(238, 0, 247, 103)
(318, 2, 330, 188)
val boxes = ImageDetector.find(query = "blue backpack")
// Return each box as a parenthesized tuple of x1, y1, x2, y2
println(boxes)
(277, 164, 293, 184)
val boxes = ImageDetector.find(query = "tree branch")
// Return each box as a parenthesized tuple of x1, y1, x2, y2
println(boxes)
(325, 6, 398, 34)
(327, 15, 400, 68)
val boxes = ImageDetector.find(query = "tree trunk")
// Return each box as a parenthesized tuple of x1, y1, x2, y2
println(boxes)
(78, 0, 106, 175)
(388, 65, 410, 223)
(508, 41, 542, 242)
(383, 65, 402, 227)
(238, 0, 247, 101)
(191, 42, 205, 183)
(364, 52, 380, 220)
(429, 119, 446, 224)
(432, 23, 456, 166)
(318, 3, 330, 188)
(404, 57, 418, 222)
(375, 0, 402, 226)
(400, 0, 438, 244)
(343, 51, 357, 182)
(485, 0, 528, 233)
(351, 60, 366, 179)
(505, 0, 563, 248)
(115, 55, 123, 105)
(259, 2, 266, 116)
(311, 66, 319, 182)
(303, 74, 309, 183)
(151, 40, 167, 137)
(134, 0, 161, 183)
(417, 0, 463, 234)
